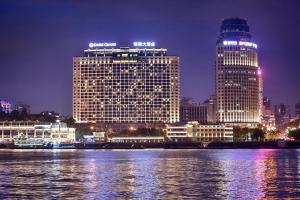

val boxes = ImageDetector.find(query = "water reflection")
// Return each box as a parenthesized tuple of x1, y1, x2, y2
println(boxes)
(0, 149, 300, 199)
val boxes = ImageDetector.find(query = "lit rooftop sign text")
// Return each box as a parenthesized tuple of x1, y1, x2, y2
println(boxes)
(223, 40, 257, 48)
(133, 42, 155, 47)
(89, 42, 117, 48)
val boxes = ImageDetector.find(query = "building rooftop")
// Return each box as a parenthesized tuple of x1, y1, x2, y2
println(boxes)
(218, 17, 252, 43)
(76, 41, 173, 57)
(83, 47, 168, 57)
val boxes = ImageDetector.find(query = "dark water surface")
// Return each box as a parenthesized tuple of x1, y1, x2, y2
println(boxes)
(0, 149, 300, 199)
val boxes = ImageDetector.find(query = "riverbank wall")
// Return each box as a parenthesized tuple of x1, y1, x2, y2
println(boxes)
(2, 141, 300, 149)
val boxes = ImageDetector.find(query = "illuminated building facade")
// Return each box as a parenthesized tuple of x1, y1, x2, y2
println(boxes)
(263, 97, 272, 110)
(73, 42, 180, 127)
(216, 18, 261, 127)
(261, 97, 276, 130)
(0, 121, 76, 143)
(166, 121, 233, 142)
(207, 95, 217, 123)
(274, 104, 291, 129)
(180, 98, 208, 123)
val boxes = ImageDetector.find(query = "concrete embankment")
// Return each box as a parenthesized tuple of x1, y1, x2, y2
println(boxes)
(1, 141, 300, 149)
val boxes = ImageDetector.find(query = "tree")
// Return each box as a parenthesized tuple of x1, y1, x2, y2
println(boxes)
(61, 117, 75, 127)
(266, 130, 280, 140)
(233, 127, 249, 142)
(75, 131, 90, 141)
(288, 129, 300, 140)
(251, 128, 265, 141)
(19, 107, 29, 119)
(10, 110, 24, 121)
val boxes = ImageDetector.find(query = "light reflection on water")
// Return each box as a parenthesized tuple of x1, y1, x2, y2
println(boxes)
(0, 149, 300, 199)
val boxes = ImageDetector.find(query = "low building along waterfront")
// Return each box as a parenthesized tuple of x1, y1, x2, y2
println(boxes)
(166, 121, 233, 142)
(0, 121, 76, 143)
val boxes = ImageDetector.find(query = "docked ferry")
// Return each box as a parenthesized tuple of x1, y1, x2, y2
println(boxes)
(49, 141, 76, 149)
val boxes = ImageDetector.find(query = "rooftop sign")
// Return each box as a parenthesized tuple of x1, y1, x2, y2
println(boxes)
(223, 40, 257, 48)
(133, 42, 155, 47)
(89, 42, 117, 48)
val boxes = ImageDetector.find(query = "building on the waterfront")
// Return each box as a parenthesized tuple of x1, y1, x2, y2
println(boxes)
(215, 18, 261, 127)
(261, 107, 276, 131)
(0, 121, 76, 143)
(263, 97, 272, 110)
(207, 95, 217, 123)
(180, 98, 208, 123)
(82, 132, 106, 143)
(166, 121, 233, 142)
(0, 100, 12, 114)
(295, 102, 300, 118)
(93, 132, 106, 142)
(274, 104, 291, 129)
(261, 97, 276, 130)
(73, 42, 180, 130)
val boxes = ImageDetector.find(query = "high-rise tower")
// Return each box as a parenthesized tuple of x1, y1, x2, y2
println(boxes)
(216, 18, 261, 127)
(73, 42, 180, 129)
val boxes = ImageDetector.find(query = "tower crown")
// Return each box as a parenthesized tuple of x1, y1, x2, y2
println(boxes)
(218, 17, 251, 42)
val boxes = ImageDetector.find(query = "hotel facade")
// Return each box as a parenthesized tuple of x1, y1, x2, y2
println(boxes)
(73, 42, 180, 128)
(216, 18, 262, 127)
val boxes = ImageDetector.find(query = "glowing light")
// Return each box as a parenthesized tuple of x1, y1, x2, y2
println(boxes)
(89, 42, 117, 48)
(258, 69, 262, 75)
(223, 41, 238, 46)
(129, 126, 136, 131)
(239, 41, 258, 48)
(133, 41, 155, 47)
(223, 40, 257, 48)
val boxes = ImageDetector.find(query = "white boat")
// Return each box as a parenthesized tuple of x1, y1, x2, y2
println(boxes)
(13, 136, 49, 148)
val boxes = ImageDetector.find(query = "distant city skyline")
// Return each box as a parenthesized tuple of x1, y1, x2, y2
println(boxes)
(1, 0, 300, 115)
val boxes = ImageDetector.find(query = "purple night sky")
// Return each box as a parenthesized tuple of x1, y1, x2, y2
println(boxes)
(0, 0, 300, 116)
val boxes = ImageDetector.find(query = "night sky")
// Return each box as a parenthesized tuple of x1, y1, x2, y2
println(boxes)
(1, 0, 300, 116)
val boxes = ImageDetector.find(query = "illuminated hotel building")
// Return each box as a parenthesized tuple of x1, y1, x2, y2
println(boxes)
(216, 18, 261, 127)
(73, 42, 180, 127)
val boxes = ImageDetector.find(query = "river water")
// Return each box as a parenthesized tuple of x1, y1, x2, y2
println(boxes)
(0, 149, 300, 199)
